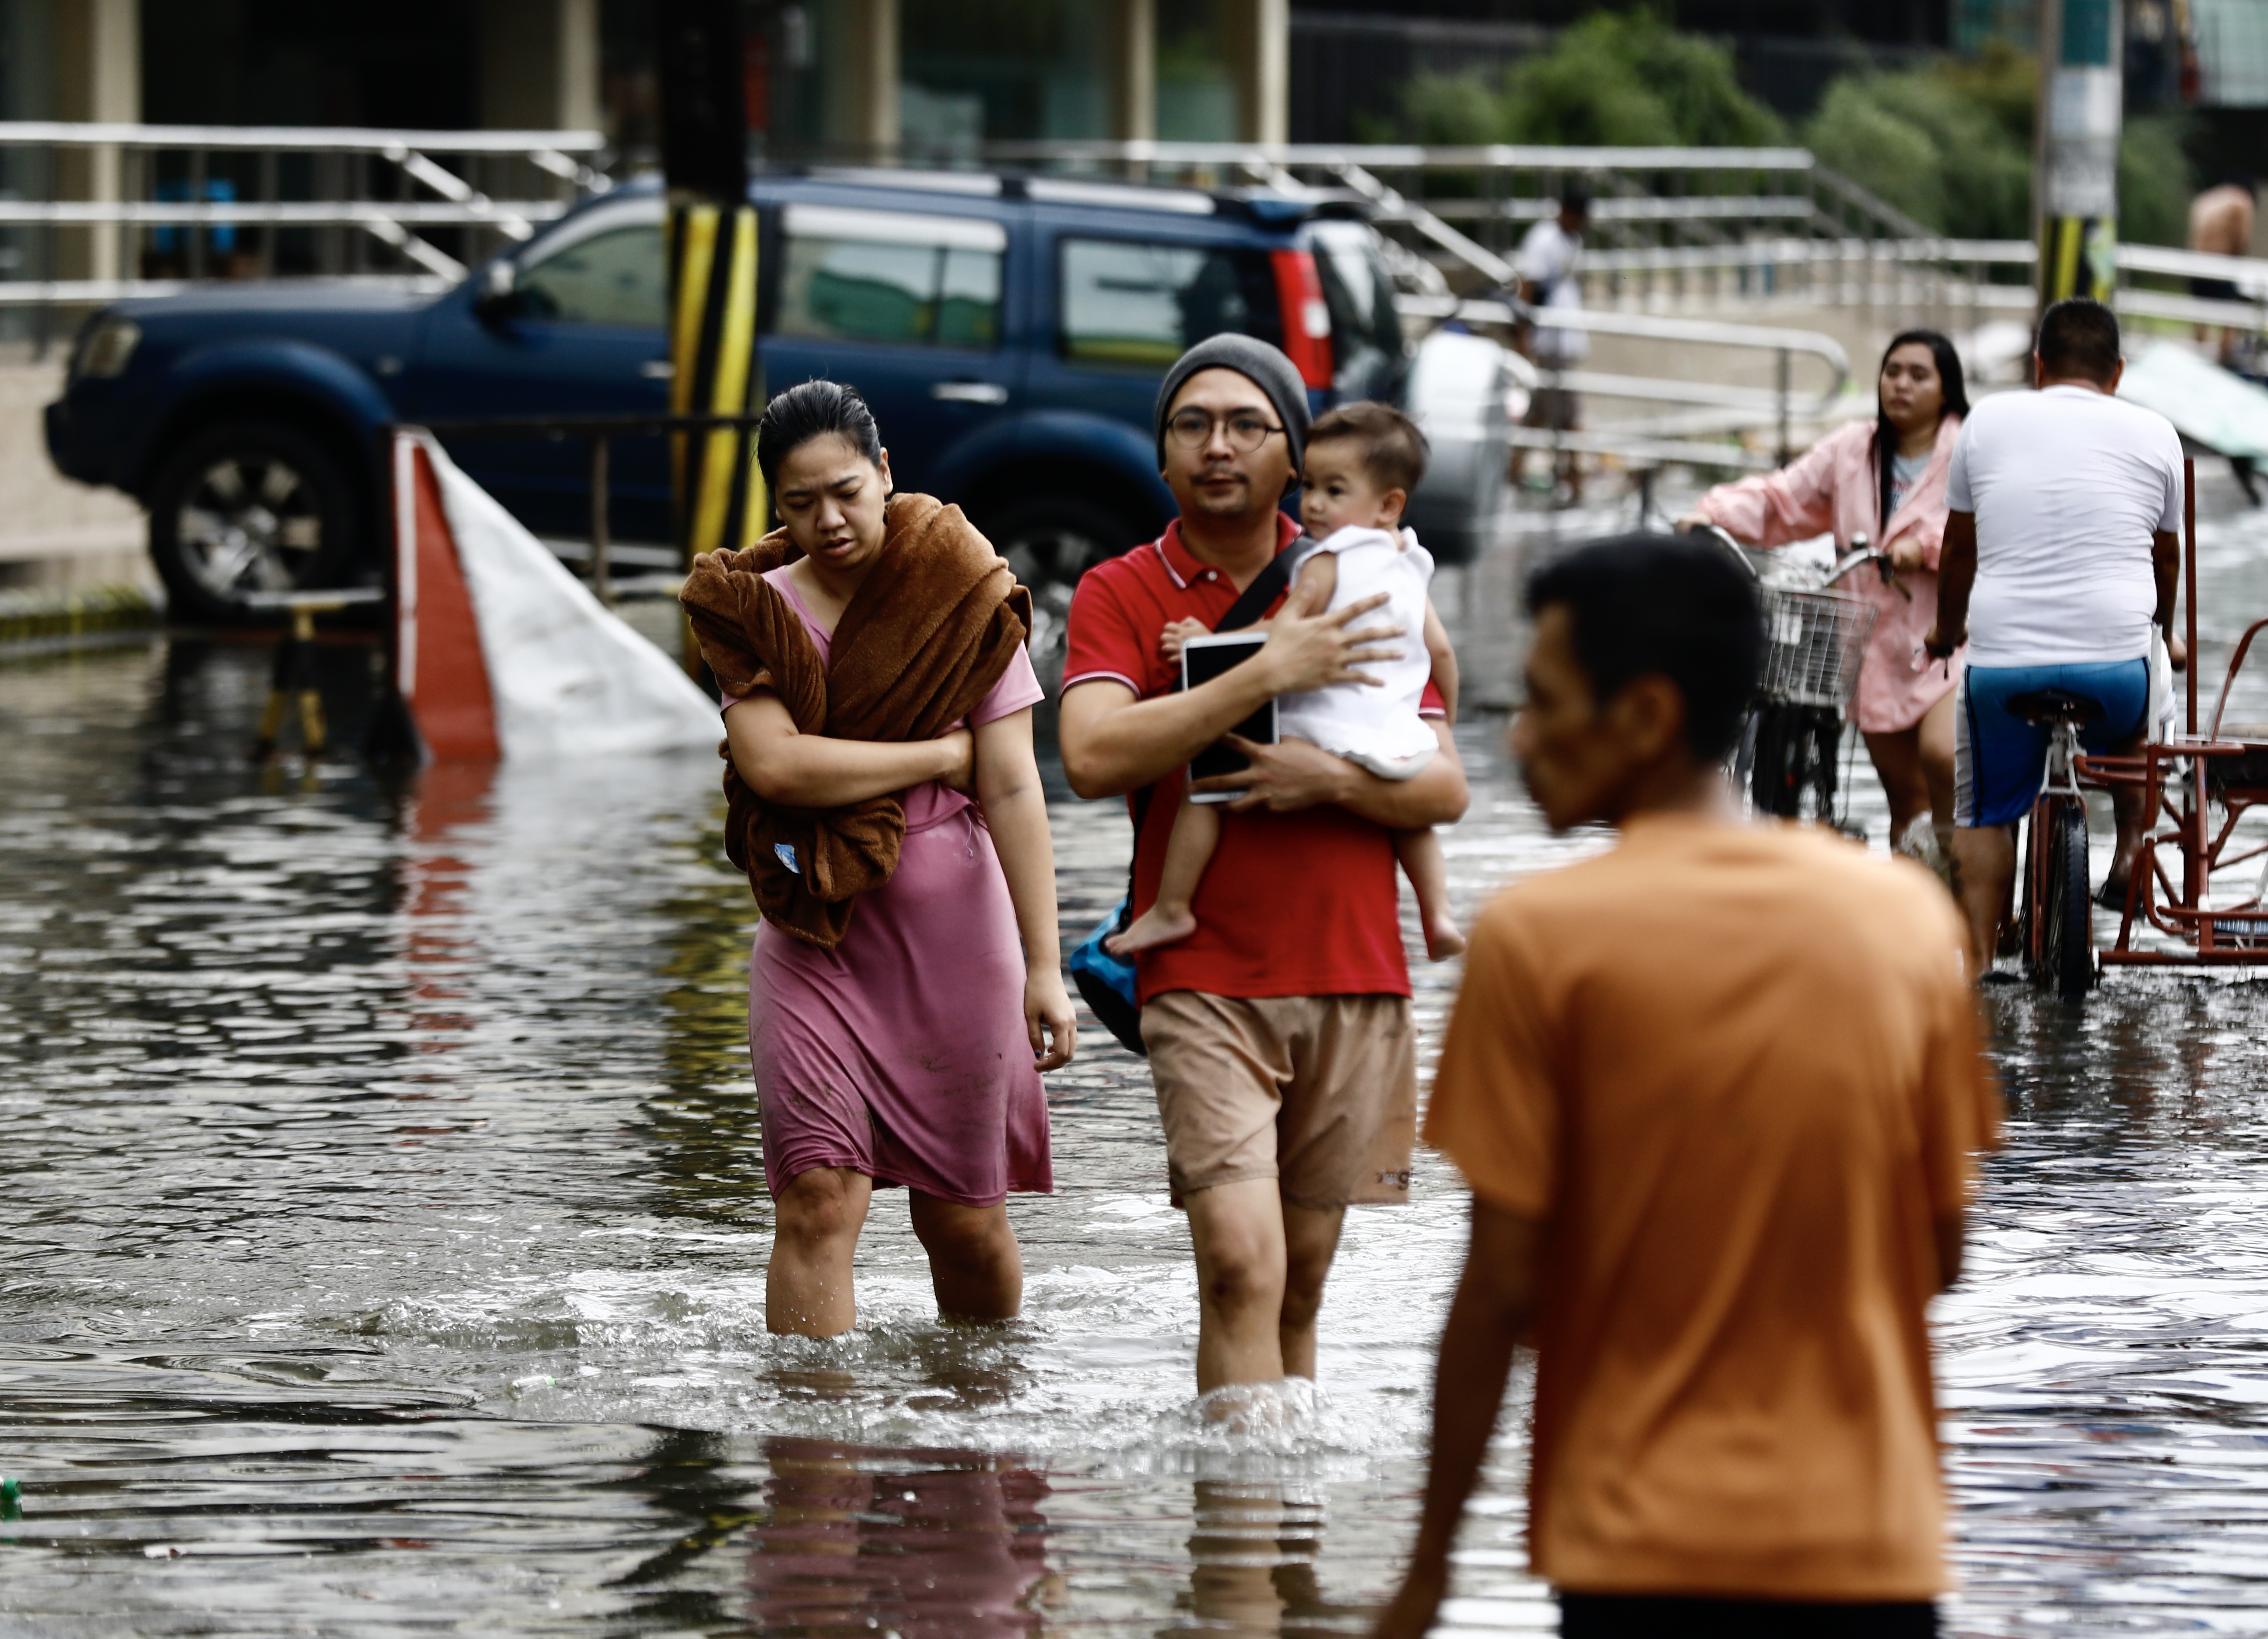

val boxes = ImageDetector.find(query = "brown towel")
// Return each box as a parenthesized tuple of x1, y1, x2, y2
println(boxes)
(680, 493, 1032, 949)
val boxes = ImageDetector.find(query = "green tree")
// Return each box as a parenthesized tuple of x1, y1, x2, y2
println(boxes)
(1803, 45, 2191, 244)
(1390, 9, 1783, 149)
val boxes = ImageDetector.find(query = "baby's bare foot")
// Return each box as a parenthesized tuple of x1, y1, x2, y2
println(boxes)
(1424, 916, 1468, 962)
(1105, 904, 1198, 956)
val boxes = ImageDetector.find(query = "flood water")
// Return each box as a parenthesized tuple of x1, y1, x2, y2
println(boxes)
(8, 482, 2268, 1636)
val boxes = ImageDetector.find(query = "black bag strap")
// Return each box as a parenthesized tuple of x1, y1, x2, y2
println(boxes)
(1216, 541, 1301, 634)
(1117, 538, 1304, 924)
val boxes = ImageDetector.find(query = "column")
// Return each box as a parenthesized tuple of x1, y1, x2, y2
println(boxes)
(1222, 0, 1287, 147)
(826, 0, 901, 159)
(1111, 0, 1156, 144)
(54, 0, 137, 283)
(480, 0, 603, 130)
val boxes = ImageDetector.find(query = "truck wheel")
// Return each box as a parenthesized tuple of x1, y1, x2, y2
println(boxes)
(147, 421, 363, 625)
(982, 495, 1148, 590)
(980, 494, 1150, 697)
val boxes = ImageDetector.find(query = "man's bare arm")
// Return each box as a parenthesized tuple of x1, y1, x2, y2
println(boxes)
(1934, 1210, 1965, 1292)
(1371, 1203, 1543, 1639)
(1058, 592, 1399, 799)
(2151, 528, 2189, 669)
(1201, 719, 1468, 829)
(1924, 509, 1978, 656)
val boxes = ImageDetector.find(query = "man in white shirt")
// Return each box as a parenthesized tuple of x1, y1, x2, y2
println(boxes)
(1512, 188, 1590, 503)
(1924, 297, 2187, 974)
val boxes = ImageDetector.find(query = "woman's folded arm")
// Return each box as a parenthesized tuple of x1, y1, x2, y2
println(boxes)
(724, 693, 970, 807)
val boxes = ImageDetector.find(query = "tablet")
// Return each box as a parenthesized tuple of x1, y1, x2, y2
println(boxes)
(1182, 631, 1275, 803)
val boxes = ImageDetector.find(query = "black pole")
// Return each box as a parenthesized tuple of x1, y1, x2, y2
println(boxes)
(658, 0, 749, 207)
(658, 0, 763, 682)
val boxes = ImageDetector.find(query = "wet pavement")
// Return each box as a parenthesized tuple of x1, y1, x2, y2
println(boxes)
(7, 481, 2268, 1635)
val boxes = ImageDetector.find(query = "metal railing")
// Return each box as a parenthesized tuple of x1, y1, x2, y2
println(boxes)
(0, 121, 611, 348)
(974, 138, 2268, 338)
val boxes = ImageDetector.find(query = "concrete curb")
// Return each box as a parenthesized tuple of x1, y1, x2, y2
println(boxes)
(0, 584, 166, 654)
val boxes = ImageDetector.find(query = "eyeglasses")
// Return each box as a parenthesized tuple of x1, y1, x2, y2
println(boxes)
(1165, 408, 1284, 454)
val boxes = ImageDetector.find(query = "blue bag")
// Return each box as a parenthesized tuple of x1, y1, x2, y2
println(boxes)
(1067, 896, 1146, 1056)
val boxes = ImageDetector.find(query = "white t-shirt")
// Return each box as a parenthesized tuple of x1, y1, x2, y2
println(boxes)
(1516, 218, 1588, 367)
(1945, 385, 2183, 667)
(1888, 450, 1928, 522)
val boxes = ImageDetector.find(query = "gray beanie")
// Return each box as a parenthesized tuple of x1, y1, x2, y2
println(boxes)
(1154, 333, 1311, 481)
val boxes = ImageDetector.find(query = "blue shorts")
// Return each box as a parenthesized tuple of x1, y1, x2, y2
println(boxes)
(1955, 659, 2149, 827)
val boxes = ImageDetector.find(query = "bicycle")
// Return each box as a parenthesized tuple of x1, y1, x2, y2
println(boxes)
(2007, 688, 2103, 1001)
(1698, 527, 1880, 831)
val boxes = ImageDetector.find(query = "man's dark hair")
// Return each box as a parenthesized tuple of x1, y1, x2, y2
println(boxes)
(756, 378, 884, 490)
(1524, 533, 1763, 761)
(1306, 400, 1429, 494)
(2036, 297, 2122, 385)
(1559, 185, 1592, 221)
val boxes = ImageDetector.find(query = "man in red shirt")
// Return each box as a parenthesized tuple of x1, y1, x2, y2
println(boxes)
(1060, 334, 1469, 1397)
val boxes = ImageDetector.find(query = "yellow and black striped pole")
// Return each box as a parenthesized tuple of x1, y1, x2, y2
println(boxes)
(667, 200, 764, 562)
(2036, 0, 2122, 308)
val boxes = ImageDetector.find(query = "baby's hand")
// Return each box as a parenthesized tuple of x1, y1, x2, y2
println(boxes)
(1159, 617, 1209, 663)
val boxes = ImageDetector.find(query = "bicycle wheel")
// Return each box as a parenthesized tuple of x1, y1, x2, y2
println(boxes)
(2040, 798, 2094, 1001)
(1750, 702, 1801, 818)
(1805, 709, 1842, 823)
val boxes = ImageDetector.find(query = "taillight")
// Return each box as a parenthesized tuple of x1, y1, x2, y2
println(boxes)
(1270, 248, 1334, 389)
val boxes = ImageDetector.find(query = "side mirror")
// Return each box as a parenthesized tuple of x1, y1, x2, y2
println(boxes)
(473, 259, 519, 323)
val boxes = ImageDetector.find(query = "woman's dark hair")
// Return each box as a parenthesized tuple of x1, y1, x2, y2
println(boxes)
(1871, 329, 1969, 535)
(755, 378, 884, 491)
(1523, 532, 1764, 762)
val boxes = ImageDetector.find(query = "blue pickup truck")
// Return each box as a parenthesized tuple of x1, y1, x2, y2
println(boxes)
(45, 168, 1463, 624)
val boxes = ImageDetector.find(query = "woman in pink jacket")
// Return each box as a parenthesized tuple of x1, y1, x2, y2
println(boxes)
(1681, 329, 1969, 858)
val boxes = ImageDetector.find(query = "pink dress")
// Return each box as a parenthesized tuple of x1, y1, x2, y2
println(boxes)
(737, 566, 1051, 1206)
(1697, 415, 1964, 735)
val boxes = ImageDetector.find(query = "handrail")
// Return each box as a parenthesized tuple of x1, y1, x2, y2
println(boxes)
(978, 138, 1818, 171)
(0, 121, 606, 153)
(1398, 293, 1849, 395)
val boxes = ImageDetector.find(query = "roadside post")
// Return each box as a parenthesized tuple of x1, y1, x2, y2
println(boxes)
(659, 0, 764, 679)
(2035, 0, 2123, 307)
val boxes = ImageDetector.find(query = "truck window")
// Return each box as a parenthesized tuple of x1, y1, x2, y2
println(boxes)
(517, 225, 667, 327)
(1309, 221, 1404, 361)
(776, 203, 1006, 349)
(1058, 239, 1280, 369)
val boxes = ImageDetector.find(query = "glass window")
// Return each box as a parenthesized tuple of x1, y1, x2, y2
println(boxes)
(1058, 238, 1279, 370)
(1309, 221, 1405, 360)
(774, 210, 1005, 349)
(516, 225, 666, 327)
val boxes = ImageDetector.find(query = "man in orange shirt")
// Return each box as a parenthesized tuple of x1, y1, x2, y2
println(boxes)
(1375, 534, 1998, 1639)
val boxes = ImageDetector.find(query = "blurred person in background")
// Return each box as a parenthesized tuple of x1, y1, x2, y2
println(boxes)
(1679, 331, 1970, 878)
(2189, 175, 2255, 368)
(1512, 188, 1591, 504)
(1375, 533, 1996, 1639)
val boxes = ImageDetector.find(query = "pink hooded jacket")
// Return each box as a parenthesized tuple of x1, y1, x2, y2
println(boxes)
(1697, 414, 1963, 734)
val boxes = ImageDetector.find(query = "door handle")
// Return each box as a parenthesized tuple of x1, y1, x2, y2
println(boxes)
(640, 359, 675, 380)
(931, 381, 1007, 405)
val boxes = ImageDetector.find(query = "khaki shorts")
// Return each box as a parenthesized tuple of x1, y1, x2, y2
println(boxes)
(1140, 991, 1417, 1209)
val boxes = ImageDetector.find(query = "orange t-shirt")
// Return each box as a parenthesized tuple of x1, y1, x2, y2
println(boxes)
(1425, 816, 1999, 1601)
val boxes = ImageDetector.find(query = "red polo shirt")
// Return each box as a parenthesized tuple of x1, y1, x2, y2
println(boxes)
(1063, 514, 1446, 1004)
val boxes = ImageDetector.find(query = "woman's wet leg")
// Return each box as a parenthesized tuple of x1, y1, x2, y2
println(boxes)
(1863, 725, 1932, 841)
(768, 1166, 874, 1337)
(909, 1193, 1023, 1323)
(1917, 690, 1959, 829)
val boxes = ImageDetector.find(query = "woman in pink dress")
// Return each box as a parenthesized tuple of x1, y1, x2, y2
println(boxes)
(1681, 330, 1969, 862)
(717, 381, 1074, 1337)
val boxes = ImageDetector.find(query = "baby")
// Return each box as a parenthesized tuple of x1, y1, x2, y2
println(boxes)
(1107, 400, 1465, 962)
